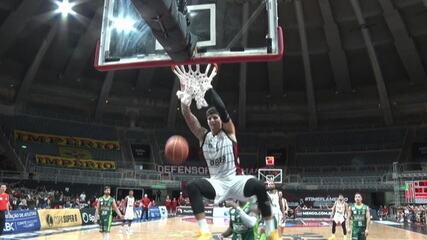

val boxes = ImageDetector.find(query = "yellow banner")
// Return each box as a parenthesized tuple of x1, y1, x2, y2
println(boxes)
(36, 154, 116, 170)
(59, 146, 93, 159)
(38, 209, 82, 230)
(14, 130, 120, 151)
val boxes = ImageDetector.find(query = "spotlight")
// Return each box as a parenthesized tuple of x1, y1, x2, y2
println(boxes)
(55, 0, 75, 17)
(111, 18, 136, 32)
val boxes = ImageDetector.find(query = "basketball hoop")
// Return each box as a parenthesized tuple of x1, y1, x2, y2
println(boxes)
(172, 64, 218, 109)
(265, 156, 275, 167)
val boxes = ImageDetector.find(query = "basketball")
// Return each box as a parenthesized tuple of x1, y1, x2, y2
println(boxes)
(164, 135, 189, 164)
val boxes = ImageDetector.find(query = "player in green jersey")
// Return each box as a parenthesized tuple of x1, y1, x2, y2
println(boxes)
(347, 193, 370, 240)
(220, 198, 268, 240)
(95, 186, 123, 240)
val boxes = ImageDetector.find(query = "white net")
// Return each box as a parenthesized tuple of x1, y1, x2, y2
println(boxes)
(172, 64, 218, 109)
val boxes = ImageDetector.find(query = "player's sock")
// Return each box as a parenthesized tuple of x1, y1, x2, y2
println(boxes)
(197, 219, 210, 233)
(265, 218, 275, 236)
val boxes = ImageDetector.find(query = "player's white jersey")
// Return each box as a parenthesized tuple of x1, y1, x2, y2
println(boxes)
(333, 201, 346, 224)
(267, 190, 282, 223)
(268, 190, 281, 209)
(334, 201, 346, 215)
(126, 196, 135, 209)
(202, 130, 238, 179)
(124, 196, 135, 220)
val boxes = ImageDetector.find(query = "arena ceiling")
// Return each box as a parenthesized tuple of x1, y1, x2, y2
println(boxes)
(0, 0, 426, 131)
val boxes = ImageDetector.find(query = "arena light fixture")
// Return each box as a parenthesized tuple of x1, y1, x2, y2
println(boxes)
(55, 0, 76, 17)
(111, 17, 137, 32)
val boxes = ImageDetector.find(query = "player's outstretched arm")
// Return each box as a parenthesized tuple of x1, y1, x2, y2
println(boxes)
(181, 103, 207, 143)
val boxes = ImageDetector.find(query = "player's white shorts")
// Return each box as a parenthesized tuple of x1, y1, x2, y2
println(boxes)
(124, 207, 135, 220)
(333, 213, 345, 224)
(205, 175, 255, 204)
(271, 207, 282, 226)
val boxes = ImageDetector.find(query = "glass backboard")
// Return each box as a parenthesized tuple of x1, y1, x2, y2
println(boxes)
(95, 0, 284, 70)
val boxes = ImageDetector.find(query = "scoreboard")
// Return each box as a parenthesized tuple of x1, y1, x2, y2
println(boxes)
(405, 180, 427, 204)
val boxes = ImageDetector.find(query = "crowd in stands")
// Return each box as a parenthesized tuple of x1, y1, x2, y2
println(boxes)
(8, 185, 96, 210)
(5, 184, 192, 217)
(393, 205, 427, 224)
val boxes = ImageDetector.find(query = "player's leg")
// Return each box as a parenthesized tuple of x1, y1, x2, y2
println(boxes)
(342, 220, 347, 237)
(359, 228, 367, 240)
(242, 178, 279, 239)
(186, 178, 216, 238)
(329, 221, 337, 240)
(99, 215, 105, 232)
(351, 227, 358, 240)
(106, 213, 113, 233)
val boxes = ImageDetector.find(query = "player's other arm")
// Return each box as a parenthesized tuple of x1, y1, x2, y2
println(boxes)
(345, 203, 349, 218)
(283, 198, 289, 213)
(346, 206, 352, 230)
(365, 207, 371, 235)
(95, 199, 100, 221)
(221, 221, 233, 238)
(113, 200, 124, 219)
(239, 209, 258, 228)
(181, 103, 207, 143)
(204, 88, 236, 141)
(6, 196, 11, 217)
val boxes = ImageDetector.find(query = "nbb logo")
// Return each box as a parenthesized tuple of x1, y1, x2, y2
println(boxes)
(4, 222, 14, 232)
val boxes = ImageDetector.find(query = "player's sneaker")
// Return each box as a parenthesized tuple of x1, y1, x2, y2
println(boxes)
(267, 230, 281, 240)
(196, 231, 213, 240)
(328, 235, 336, 240)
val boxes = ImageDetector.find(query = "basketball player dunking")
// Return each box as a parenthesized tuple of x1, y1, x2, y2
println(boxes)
(175, 66, 280, 240)
(329, 194, 348, 240)
(122, 190, 135, 234)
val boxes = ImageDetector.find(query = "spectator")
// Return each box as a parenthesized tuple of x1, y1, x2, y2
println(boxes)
(156, 190, 161, 202)
(140, 194, 151, 221)
(171, 198, 177, 216)
(165, 195, 171, 214)
(149, 200, 157, 208)
(18, 198, 27, 210)
(80, 192, 86, 202)
(178, 192, 185, 206)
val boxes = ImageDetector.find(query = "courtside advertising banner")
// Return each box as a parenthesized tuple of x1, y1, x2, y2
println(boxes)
(3, 210, 40, 234)
(177, 206, 213, 217)
(213, 207, 230, 218)
(149, 207, 161, 220)
(80, 208, 97, 225)
(296, 209, 332, 219)
(133, 207, 142, 221)
(158, 206, 168, 219)
(38, 209, 82, 229)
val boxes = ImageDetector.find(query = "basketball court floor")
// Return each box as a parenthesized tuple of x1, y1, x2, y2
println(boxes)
(2, 217, 426, 240)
